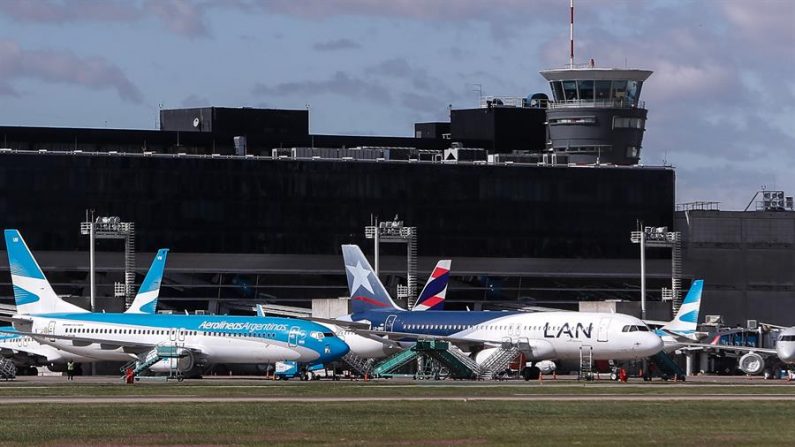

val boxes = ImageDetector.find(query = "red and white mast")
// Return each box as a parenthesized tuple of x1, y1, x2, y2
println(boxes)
(569, 0, 575, 68)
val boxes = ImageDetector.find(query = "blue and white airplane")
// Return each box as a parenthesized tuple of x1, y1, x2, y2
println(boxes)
(338, 245, 663, 377)
(3, 230, 349, 373)
(0, 248, 171, 372)
(647, 279, 705, 351)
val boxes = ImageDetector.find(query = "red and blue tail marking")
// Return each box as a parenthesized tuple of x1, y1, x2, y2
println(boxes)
(412, 260, 450, 311)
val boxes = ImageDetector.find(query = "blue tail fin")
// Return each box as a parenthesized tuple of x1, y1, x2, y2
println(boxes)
(341, 245, 403, 313)
(4, 230, 87, 315)
(412, 260, 450, 311)
(125, 249, 168, 314)
(661, 280, 703, 336)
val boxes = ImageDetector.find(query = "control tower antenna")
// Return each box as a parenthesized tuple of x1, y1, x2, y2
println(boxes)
(569, 0, 575, 68)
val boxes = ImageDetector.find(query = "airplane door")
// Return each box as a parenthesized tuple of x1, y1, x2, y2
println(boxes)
(47, 321, 56, 342)
(169, 328, 177, 342)
(178, 328, 186, 342)
(597, 318, 610, 342)
(385, 315, 397, 332)
(288, 326, 300, 347)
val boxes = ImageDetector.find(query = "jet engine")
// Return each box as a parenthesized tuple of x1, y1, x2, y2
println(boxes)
(738, 352, 765, 375)
(147, 348, 195, 373)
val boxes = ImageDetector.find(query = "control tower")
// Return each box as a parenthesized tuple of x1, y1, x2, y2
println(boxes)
(540, 66, 652, 165)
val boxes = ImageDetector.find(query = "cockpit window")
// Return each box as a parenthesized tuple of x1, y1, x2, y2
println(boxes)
(323, 332, 336, 338)
(779, 335, 795, 342)
(622, 325, 649, 332)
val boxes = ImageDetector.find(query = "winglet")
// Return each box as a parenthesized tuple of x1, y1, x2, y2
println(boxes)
(341, 245, 403, 313)
(4, 230, 86, 315)
(126, 249, 169, 314)
(412, 260, 450, 311)
(661, 279, 703, 337)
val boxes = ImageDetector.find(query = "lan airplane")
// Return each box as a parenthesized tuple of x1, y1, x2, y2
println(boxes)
(0, 248, 171, 373)
(3, 230, 349, 374)
(270, 259, 452, 361)
(338, 245, 663, 379)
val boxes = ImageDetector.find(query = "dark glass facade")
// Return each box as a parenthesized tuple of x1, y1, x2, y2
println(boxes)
(0, 152, 673, 259)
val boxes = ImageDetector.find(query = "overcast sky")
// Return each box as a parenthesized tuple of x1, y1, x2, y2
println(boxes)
(0, 0, 793, 210)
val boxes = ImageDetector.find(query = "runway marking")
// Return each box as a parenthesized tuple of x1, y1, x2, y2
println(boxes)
(2, 394, 795, 404)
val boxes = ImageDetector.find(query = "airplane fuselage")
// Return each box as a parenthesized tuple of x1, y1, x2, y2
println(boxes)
(347, 310, 663, 361)
(18, 313, 349, 365)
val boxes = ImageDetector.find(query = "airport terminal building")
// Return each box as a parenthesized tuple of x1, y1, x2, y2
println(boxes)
(1, 66, 793, 328)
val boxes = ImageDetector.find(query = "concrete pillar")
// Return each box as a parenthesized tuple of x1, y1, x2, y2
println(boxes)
(685, 352, 694, 376)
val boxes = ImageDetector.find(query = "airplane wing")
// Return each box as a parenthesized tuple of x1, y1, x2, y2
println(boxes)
(0, 328, 161, 354)
(684, 342, 777, 356)
(346, 327, 504, 351)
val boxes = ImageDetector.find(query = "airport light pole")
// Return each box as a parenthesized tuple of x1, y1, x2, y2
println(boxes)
(631, 226, 683, 320)
(80, 214, 136, 310)
(365, 216, 418, 308)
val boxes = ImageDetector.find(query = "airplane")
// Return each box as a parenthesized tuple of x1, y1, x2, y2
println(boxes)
(2, 229, 349, 375)
(337, 244, 663, 379)
(688, 324, 795, 375)
(259, 259, 452, 362)
(646, 279, 706, 352)
(0, 248, 171, 374)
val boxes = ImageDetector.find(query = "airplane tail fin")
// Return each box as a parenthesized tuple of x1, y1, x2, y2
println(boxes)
(4, 230, 87, 315)
(341, 244, 403, 313)
(125, 249, 169, 314)
(412, 260, 450, 311)
(661, 279, 703, 338)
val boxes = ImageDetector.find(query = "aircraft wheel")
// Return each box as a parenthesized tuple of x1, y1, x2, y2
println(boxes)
(522, 366, 540, 381)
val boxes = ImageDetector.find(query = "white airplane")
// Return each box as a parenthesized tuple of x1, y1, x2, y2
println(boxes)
(261, 259, 452, 361)
(337, 245, 663, 379)
(0, 248, 171, 373)
(690, 325, 795, 375)
(2, 230, 349, 375)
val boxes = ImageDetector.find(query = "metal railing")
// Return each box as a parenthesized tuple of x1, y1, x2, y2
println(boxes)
(548, 98, 645, 109)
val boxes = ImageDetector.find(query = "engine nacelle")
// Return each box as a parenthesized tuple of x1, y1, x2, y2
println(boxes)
(738, 352, 765, 375)
(474, 348, 500, 365)
(534, 360, 557, 374)
(147, 349, 194, 373)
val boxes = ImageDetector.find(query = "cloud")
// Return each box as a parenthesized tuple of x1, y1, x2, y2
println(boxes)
(181, 94, 210, 107)
(313, 38, 361, 51)
(143, 0, 209, 37)
(252, 71, 392, 103)
(0, 40, 143, 103)
(0, 0, 210, 37)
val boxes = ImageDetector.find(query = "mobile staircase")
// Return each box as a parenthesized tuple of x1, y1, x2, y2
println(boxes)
(578, 345, 594, 381)
(0, 357, 16, 380)
(340, 352, 375, 377)
(120, 344, 186, 382)
(370, 348, 420, 378)
(370, 340, 481, 379)
(477, 343, 521, 380)
(649, 350, 686, 381)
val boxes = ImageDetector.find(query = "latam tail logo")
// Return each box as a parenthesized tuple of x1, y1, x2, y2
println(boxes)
(346, 261, 375, 295)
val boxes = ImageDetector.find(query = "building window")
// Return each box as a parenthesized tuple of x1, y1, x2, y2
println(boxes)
(613, 117, 645, 129)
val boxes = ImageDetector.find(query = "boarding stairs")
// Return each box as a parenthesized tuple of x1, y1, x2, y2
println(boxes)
(649, 350, 685, 381)
(418, 341, 478, 380)
(578, 345, 594, 380)
(120, 344, 185, 381)
(340, 352, 375, 377)
(0, 357, 16, 380)
(370, 348, 420, 377)
(477, 343, 521, 380)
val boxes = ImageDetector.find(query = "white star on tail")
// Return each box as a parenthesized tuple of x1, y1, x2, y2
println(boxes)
(346, 261, 374, 294)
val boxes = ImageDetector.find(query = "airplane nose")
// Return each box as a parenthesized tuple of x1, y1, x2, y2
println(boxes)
(643, 333, 664, 355)
(322, 337, 350, 362)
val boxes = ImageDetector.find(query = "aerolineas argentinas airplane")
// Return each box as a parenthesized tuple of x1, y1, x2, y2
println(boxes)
(3, 230, 349, 373)
(0, 247, 171, 373)
(338, 245, 663, 378)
